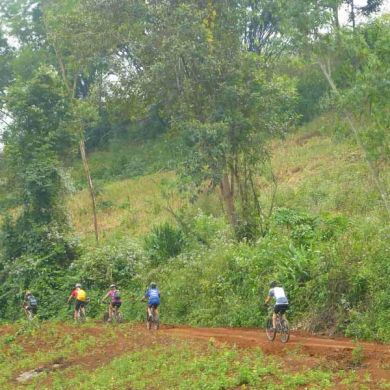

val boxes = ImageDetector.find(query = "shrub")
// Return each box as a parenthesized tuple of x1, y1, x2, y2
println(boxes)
(144, 223, 184, 265)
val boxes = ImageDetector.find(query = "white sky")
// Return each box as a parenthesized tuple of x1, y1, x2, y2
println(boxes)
(339, 0, 390, 24)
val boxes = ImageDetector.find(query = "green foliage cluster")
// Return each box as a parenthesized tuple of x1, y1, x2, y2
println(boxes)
(138, 211, 389, 341)
(144, 223, 185, 266)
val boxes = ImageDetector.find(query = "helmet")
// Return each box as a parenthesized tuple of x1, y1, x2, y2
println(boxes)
(110, 284, 116, 289)
(150, 282, 157, 289)
(270, 281, 277, 288)
(75, 283, 82, 288)
(25, 291, 32, 297)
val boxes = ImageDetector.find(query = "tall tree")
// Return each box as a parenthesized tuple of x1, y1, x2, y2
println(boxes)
(2, 66, 77, 261)
(133, 1, 297, 238)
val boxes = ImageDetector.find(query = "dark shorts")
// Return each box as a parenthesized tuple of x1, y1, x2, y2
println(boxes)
(75, 300, 86, 311)
(274, 304, 289, 314)
(111, 301, 121, 308)
(148, 303, 159, 309)
(27, 306, 38, 314)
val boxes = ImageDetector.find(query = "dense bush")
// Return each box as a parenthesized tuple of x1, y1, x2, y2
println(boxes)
(0, 238, 144, 321)
(144, 223, 185, 266)
(1, 204, 389, 343)
(137, 209, 388, 341)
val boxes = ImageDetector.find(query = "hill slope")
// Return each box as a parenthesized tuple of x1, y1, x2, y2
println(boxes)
(70, 114, 388, 242)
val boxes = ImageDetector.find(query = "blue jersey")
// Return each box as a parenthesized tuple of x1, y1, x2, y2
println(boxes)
(145, 288, 160, 305)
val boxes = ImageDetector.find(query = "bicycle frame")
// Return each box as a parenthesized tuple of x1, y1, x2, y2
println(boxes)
(265, 308, 289, 343)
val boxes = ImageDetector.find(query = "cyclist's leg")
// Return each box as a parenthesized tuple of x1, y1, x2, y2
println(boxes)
(24, 306, 32, 319)
(272, 306, 277, 329)
(273, 305, 282, 329)
(81, 304, 86, 317)
(74, 300, 81, 320)
(281, 305, 288, 323)
(147, 304, 152, 319)
(114, 302, 121, 317)
(112, 303, 119, 319)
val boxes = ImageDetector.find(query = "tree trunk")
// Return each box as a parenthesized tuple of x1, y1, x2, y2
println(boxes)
(220, 173, 238, 228)
(332, 4, 339, 29)
(44, 14, 100, 244)
(350, 0, 356, 30)
(79, 139, 99, 243)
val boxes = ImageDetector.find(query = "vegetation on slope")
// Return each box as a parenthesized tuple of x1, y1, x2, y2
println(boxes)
(0, 0, 389, 349)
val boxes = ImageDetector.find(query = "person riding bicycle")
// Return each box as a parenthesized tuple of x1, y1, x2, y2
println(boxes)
(102, 284, 122, 321)
(67, 283, 87, 321)
(142, 282, 160, 320)
(23, 291, 38, 318)
(264, 281, 289, 330)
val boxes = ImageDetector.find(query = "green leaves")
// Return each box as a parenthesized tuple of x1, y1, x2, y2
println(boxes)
(2, 65, 77, 264)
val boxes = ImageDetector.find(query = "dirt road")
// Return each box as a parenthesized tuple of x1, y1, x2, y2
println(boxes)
(161, 325, 390, 384)
(6, 323, 390, 388)
(162, 325, 388, 354)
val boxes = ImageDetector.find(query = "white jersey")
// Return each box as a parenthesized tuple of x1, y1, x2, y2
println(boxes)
(268, 287, 288, 305)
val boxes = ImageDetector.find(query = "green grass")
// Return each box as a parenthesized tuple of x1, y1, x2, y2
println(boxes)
(2, 321, 390, 389)
(0, 322, 348, 390)
(69, 113, 389, 242)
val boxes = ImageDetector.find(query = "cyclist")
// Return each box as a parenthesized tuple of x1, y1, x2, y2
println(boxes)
(23, 291, 38, 318)
(67, 283, 87, 320)
(264, 281, 289, 330)
(102, 284, 122, 321)
(142, 282, 160, 320)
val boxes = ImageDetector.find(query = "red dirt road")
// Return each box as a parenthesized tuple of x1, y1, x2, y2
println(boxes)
(161, 325, 388, 354)
(7, 323, 390, 388)
(161, 325, 390, 384)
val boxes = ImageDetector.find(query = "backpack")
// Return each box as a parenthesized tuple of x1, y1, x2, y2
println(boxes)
(28, 296, 37, 307)
(113, 290, 121, 300)
(77, 289, 87, 302)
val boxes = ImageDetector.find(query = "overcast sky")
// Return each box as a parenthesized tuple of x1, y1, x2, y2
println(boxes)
(339, 0, 390, 23)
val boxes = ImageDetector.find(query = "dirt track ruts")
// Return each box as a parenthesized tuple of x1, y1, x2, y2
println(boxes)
(160, 325, 390, 357)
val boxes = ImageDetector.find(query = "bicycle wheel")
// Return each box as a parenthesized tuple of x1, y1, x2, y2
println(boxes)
(265, 318, 276, 341)
(279, 318, 290, 343)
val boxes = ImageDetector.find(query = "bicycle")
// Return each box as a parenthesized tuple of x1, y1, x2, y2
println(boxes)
(266, 307, 289, 343)
(103, 302, 123, 323)
(74, 298, 89, 323)
(147, 305, 159, 331)
(76, 306, 86, 323)
(23, 306, 37, 322)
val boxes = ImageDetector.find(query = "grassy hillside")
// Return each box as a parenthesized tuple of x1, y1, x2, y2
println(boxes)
(70, 114, 388, 242)
(69, 172, 177, 240)
(59, 114, 390, 340)
(2, 114, 388, 341)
